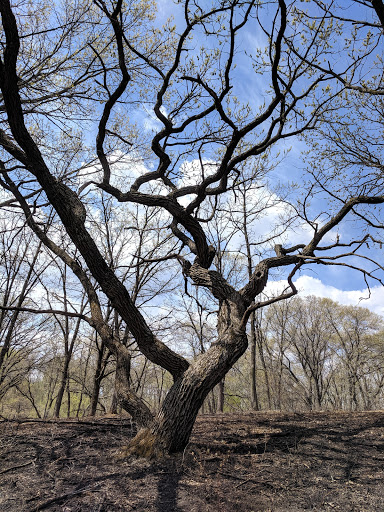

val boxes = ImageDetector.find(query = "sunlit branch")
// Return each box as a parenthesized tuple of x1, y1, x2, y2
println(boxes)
(239, 263, 301, 330)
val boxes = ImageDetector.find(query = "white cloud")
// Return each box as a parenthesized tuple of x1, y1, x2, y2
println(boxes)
(266, 275, 384, 317)
(176, 159, 218, 207)
(143, 105, 168, 133)
(78, 151, 153, 193)
(221, 185, 338, 254)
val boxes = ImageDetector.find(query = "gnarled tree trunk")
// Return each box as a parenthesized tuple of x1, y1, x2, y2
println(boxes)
(126, 297, 248, 458)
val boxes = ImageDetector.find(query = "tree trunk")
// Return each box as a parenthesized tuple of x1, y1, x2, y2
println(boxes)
(54, 356, 70, 418)
(76, 347, 91, 417)
(109, 384, 119, 415)
(217, 378, 225, 413)
(250, 312, 259, 410)
(115, 346, 153, 428)
(256, 325, 271, 409)
(125, 321, 248, 458)
(66, 378, 71, 418)
(90, 343, 105, 416)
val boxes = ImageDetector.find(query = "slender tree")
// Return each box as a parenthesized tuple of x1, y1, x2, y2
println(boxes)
(0, 217, 48, 402)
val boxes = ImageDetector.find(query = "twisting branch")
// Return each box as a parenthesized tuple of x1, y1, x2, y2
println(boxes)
(93, 0, 131, 184)
(372, 0, 384, 27)
(301, 195, 384, 256)
(300, 257, 384, 287)
(239, 263, 301, 330)
(132, 252, 188, 267)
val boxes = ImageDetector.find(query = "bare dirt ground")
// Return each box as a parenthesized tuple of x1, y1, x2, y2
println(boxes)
(0, 411, 383, 512)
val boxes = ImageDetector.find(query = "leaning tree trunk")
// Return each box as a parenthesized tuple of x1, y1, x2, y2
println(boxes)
(114, 346, 153, 428)
(125, 300, 248, 458)
(249, 311, 260, 410)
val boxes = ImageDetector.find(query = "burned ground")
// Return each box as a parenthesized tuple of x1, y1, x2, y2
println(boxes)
(0, 411, 383, 511)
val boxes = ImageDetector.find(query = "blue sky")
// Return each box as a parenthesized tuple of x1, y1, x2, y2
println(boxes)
(95, 1, 384, 314)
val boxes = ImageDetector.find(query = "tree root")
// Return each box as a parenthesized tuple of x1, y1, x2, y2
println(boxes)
(118, 428, 167, 460)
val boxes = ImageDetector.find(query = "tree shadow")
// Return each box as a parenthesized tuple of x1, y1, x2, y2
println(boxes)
(155, 464, 182, 512)
(2, 413, 383, 511)
(191, 411, 384, 485)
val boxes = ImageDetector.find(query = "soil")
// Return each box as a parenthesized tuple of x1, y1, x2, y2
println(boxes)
(0, 411, 383, 511)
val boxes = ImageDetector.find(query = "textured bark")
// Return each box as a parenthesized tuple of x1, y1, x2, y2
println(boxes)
(2, 0, 382, 458)
(115, 347, 153, 428)
(0, 0, 189, 381)
(126, 296, 248, 457)
(4, 172, 153, 424)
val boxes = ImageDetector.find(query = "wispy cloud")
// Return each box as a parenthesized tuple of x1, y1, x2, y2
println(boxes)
(142, 105, 168, 133)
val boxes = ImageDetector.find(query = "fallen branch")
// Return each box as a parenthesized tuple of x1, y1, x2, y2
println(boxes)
(27, 485, 101, 511)
(0, 417, 133, 427)
(0, 460, 34, 475)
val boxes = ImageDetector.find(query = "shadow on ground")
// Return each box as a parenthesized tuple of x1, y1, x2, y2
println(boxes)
(0, 411, 383, 511)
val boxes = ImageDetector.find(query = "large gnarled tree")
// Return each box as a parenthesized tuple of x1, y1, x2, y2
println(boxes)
(0, 0, 383, 456)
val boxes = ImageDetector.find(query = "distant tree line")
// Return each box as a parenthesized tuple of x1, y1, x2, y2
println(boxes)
(2, 279, 383, 418)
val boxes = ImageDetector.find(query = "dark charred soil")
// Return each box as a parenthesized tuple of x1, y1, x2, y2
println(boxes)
(0, 411, 383, 511)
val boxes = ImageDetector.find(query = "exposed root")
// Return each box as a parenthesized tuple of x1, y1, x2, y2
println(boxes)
(118, 428, 167, 460)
